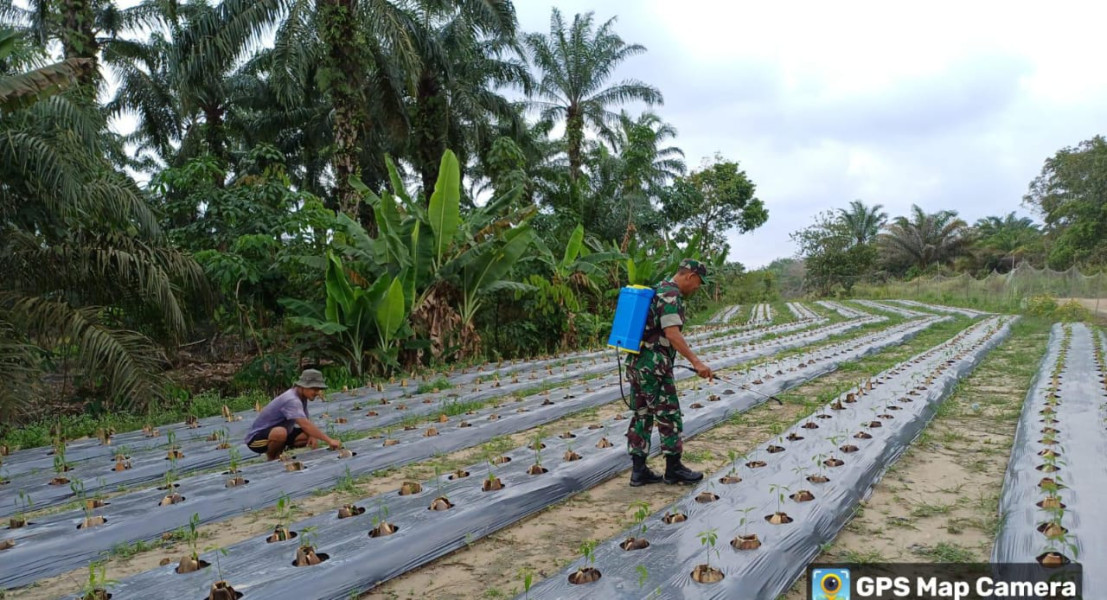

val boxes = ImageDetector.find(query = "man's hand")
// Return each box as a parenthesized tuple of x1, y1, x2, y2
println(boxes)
(326, 437, 341, 451)
(308, 437, 319, 449)
(693, 361, 712, 380)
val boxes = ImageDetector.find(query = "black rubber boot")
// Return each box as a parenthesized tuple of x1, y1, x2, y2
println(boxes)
(629, 454, 663, 487)
(664, 453, 703, 484)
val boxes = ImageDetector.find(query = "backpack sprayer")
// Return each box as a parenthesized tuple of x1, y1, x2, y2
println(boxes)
(607, 285, 783, 407)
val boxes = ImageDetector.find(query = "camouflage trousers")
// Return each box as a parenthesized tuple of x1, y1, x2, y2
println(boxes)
(625, 356, 683, 457)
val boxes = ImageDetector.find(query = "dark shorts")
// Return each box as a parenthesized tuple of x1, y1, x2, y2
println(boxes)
(246, 424, 305, 454)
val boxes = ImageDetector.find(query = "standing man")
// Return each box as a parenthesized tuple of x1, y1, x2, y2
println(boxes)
(245, 369, 341, 461)
(626, 258, 714, 486)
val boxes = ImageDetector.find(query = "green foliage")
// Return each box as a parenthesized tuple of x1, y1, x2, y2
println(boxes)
(662, 154, 768, 257)
(1025, 135, 1107, 268)
(791, 210, 877, 295)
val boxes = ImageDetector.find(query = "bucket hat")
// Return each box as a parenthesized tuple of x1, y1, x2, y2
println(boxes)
(294, 369, 328, 389)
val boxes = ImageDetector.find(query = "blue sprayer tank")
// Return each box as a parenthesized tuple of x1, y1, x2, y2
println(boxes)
(607, 285, 656, 354)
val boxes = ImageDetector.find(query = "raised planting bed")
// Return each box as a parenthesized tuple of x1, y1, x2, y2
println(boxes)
(786, 302, 819, 321)
(518, 316, 1016, 599)
(0, 309, 835, 516)
(0, 313, 910, 591)
(993, 323, 1104, 583)
(706, 304, 742, 324)
(96, 317, 940, 600)
(815, 300, 870, 319)
(890, 299, 990, 318)
(852, 299, 932, 318)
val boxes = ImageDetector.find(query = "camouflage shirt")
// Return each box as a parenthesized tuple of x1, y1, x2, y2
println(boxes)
(636, 279, 684, 363)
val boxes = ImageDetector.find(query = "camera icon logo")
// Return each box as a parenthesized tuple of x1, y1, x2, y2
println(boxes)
(811, 568, 850, 600)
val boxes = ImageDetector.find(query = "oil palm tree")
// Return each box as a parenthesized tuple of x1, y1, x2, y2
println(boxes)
(0, 27, 208, 422)
(523, 8, 662, 183)
(836, 200, 887, 246)
(879, 204, 971, 274)
(973, 212, 1041, 272)
(405, 0, 531, 201)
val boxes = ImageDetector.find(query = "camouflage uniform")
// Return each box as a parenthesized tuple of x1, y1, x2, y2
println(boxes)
(625, 278, 685, 457)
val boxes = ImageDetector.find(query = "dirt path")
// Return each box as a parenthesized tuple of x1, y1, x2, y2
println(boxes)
(361, 317, 975, 600)
(781, 317, 1050, 598)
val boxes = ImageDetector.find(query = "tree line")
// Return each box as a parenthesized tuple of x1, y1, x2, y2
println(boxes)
(785, 134, 1107, 296)
(0, 1, 769, 425)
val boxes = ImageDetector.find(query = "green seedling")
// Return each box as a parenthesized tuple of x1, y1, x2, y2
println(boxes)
(520, 566, 534, 599)
(275, 494, 293, 529)
(631, 501, 650, 536)
(80, 561, 117, 600)
(13, 490, 32, 524)
(579, 539, 598, 566)
(300, 526, 318, 549)
(697, 528, 719, 568)
(726, 449, 739, 476)
(372, 500, 390, 528)
(769, 483, 790, 513)
(204, 545, 230, 581)
(227, 447, 242, 473)
(636, 564, 650, 588)
(166, 430, 177, 450)
(185, 512, 202, 559)
(737, 506, 756, 533)
(52, 445, 69, 476)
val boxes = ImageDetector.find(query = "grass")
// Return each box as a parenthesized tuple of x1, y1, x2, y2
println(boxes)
(911, 542, 976, 562)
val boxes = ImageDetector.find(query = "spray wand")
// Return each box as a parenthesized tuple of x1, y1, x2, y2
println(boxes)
(674, 364, 784, 405)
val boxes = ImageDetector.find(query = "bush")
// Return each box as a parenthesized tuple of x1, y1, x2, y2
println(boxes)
(1054, 300, 1092, 322)
(1024, 295, 1059, 316)
(233, 354, 298, 395)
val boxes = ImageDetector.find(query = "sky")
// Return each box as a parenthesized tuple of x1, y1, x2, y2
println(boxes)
(510, 0, 1107, 268)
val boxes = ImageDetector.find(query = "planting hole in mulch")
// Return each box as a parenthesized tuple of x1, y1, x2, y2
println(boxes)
(487, 414, 499, 421)
(528, 464, 548, 475)
(621, 537, 650, 550)
(225, 477, 248, 488)
(588, 424, 603, 430)
(840, 445, 859, 453)
(78, 516, 107, 529)
(767, 445, 785, 453)
(338, 505, 364, 518)
(708, 394, 721, 401)
(563, 450, 582, 461)
(175, 556, 210, 573)
(615, 414, 627, 420)
(746, 460, 767, 468)
(482, 477, 505, 491)
(559, 431, 576, 439)
(1041, 427, 1060, 435)
(1036, 498, 1065, 509)
(568, 567, 602, 584)
(765, 512, 793, 524)
(0, 539, 14, 551)
(449, 470, 469, 480)
(877, 413, 894, 419)
(492, 455, 512, 465)
(1037, 448, 1060, 458)
(1036, 552, 1072, 568)
(266, 528, 297, 543)
(369, 522, 399, 537)
(816, 414, 833, 420)
(790, 490, 815, 502)
(382, 439, 400, 447)
(160, 493, 186, 506)
(166, 450, 184, 460)
(898, 397, 913, 403)
(202, 581, 243, 600)
(732, 534, 761, 550)
(786, 433, 805, 441)
(531, 441, 546, 450)
(337, 449, 357, 458)
(285, 461, 304, 471)
(366, 411, 379, 417)
(292, 547, 329, 566)
(823, 457, 844, 467)
(886, 405, 902, 411)
(802, 422, 819, 429)
(662, 511, 687, 524)
(854, 431, 873, 439)
(50, 476, 70, 486)
(691, 564, 724, 583)
(429, 496, 453, 511)
(844, 393, 857, 403)
(459, 421, 471, 428)
(159, 482, 180, 490)
(399, 481, 423, 495)
(595, 438, 614, 449)
(8, 517, 29, 529)
(1038, 478, 1064, 491)
(689, 403, 704, 409)
(85, 499, 108, 510)
(1037, 522, 1068, 538)
(1036, 464, 1060, 472)
(867, 421, 882, 428)
(830, 401, 845, 410)
(695, 492, 720, 503)
(719, 474, 742, 484)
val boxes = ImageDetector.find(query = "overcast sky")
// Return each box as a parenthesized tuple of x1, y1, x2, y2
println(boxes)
(511, 0, 1107, 268)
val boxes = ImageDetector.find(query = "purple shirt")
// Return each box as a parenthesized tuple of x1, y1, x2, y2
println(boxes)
(245, 388, 309, 443)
